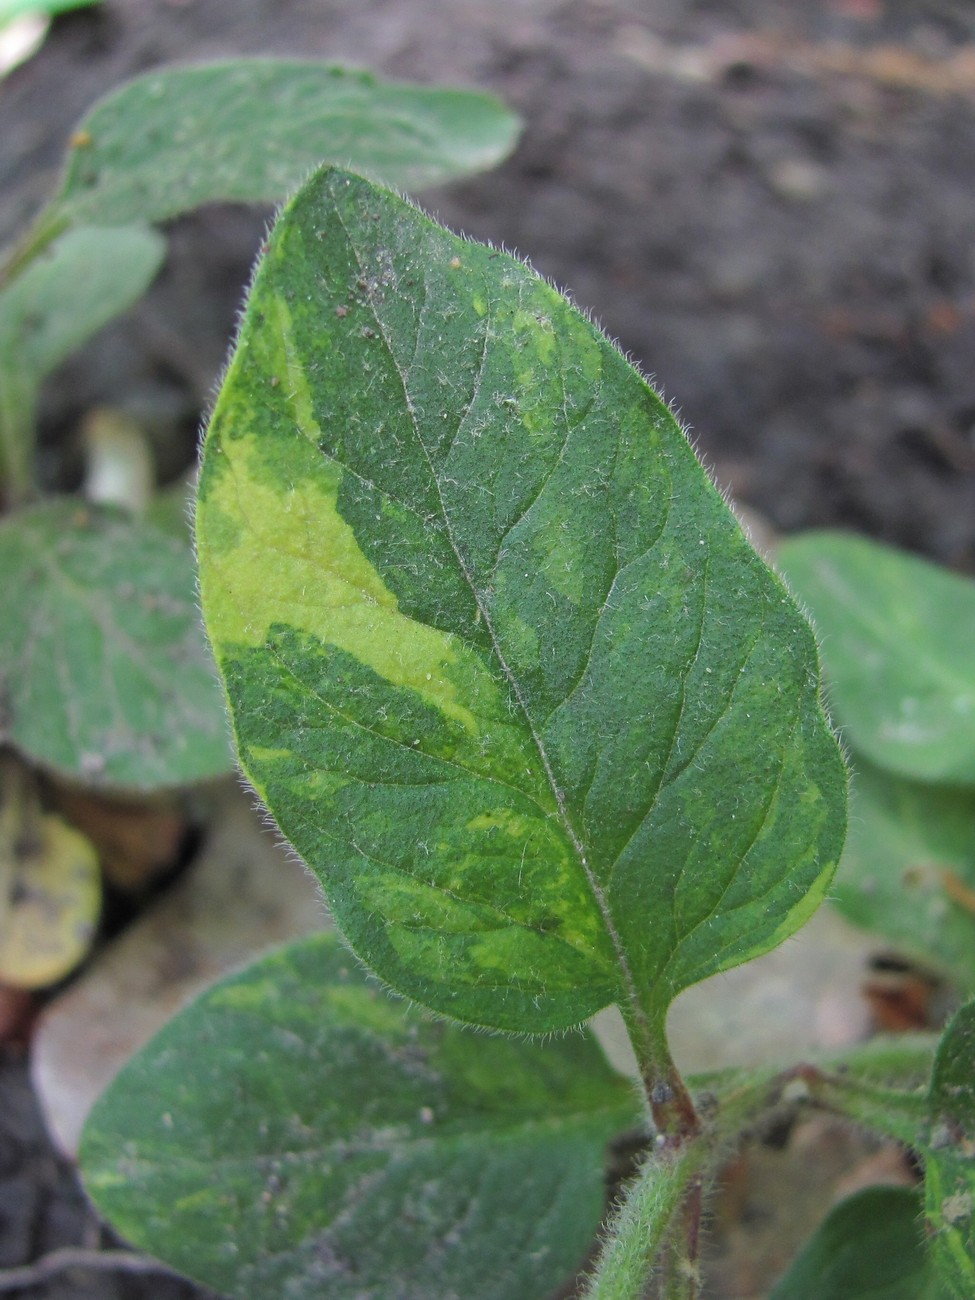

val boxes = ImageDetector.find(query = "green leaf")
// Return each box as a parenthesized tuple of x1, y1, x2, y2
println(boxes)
(768, 1186, 939, 1300)
(196, 167, 846, 1037)
(0, 499, 231, 789)
(145, 477, 194, 541)
(924, 1001, 975, 1298)
(45, 60, 520, 231)
(777, 532, 975, 785)
(0, 225, 164, 499)
(835, 753, 975, 990)
(0, 0, 99, 21)
(79, 931, 637, 1300)
(0, 226, 164, 381)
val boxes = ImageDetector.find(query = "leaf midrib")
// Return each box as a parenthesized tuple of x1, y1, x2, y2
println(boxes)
(332, 199, 646, 1033)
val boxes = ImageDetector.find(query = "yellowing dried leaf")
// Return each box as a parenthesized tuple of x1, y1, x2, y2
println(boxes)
(0, 764, 100, 987)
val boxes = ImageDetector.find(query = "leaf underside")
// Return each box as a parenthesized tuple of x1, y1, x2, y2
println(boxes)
(79, 932, 636, 1300)
(197, 167, 846, 1034)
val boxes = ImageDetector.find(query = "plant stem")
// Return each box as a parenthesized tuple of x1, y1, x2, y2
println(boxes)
(0, 209, 67, 508)
(782, 1062, 929, 1147)
(0, 368, 37, 510)
(620, 1003, 700, 1145)
(702, 1048, 934, 1152)
(581, 1139, 708, 1300)
(0, 206, 67, 297)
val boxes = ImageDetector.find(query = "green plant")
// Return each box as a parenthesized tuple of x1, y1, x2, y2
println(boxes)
(0, 0, 98, 21)
(778, 533, 975, 995)
(0, 61, 517, 984)
(74, 168, 975, 1297)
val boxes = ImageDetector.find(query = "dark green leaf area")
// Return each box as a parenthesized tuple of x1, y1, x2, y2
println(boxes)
(769, 1186, 940, 1300)
(79, 933, 637, 1300)
(0, 500, 231, 788)
(925, 1002, 975, 1297)
(835, 754, 975, 990)
(777, 532, 975, 785)
(197, 168, 846, 1033)
(53, 61, 520, 229)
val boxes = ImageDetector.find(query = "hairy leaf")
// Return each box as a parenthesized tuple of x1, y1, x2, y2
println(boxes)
(79, 932, 636, 1300)
(778, 532, 975, 784)
(836, 753, 975, 989)
(46, 61, 520, 231)
(924, 1001, 975, 1298)
(0, 500, 231, 789)
(197, 167, 846, 1034)
(768, 1186, 939, 1300)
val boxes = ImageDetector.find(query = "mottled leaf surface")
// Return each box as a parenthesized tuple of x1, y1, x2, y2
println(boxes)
(0, 500, 231, 788)
(924, 1001, 975, 1298)
(836, 753, 975, 989)
(47, 61, 520, 230)
(778, 532, 975, 784)
(197, 167, 846, 1034)
(768, 1187, 939, 1300)
(80, 932, 636, 1300)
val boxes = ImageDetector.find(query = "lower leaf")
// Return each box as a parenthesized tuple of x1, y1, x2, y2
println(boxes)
(768, 1186, 939, 1300)
(79, 931, 638, 1300)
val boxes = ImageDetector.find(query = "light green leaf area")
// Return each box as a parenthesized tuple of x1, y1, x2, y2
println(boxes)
(79, 931, 637, 1300)
(769, 1186, 940, 1300)
(924, 1001, 975, 1299)
(45, 60, 520, 232)
(835, 753, 975, 990)
(0, 225, 164, 493)
(197, 167, 846, 1034)
(0, 499, 231, 789)
(777, 532, 975, 785)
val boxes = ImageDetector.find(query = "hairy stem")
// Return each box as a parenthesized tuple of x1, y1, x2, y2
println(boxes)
(581, 1139, 708, 1300)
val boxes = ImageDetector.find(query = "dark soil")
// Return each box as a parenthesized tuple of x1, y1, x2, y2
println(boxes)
(2, 0, 974, 1295)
